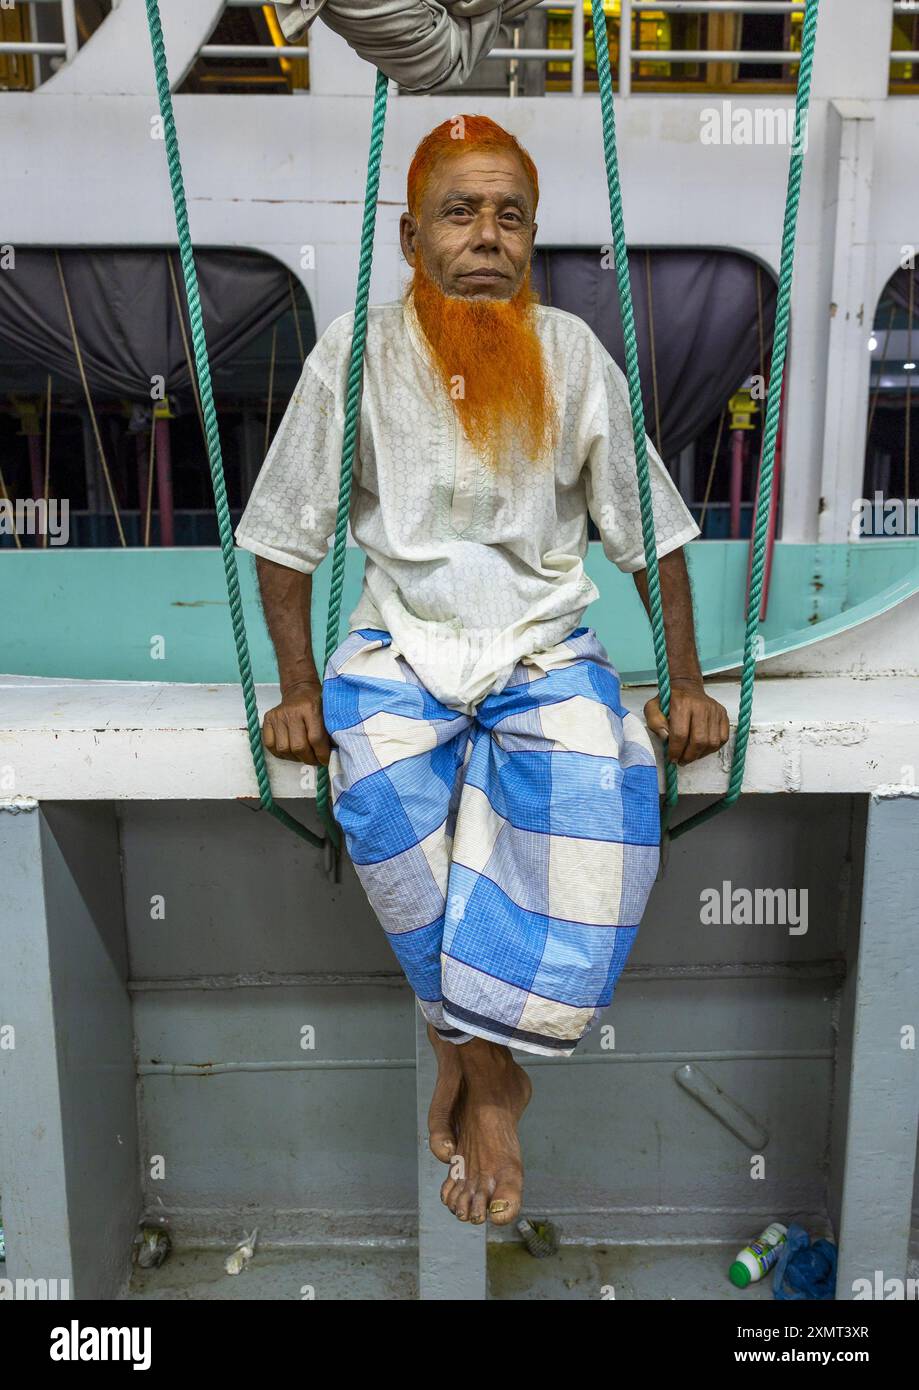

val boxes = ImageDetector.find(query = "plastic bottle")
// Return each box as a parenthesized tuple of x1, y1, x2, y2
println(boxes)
(729, 1222, 788, 1288)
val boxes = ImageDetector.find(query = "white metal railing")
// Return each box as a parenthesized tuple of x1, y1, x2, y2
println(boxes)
(0, 1, 309, 70)
(3, 2, 915, 94)
(186, 0, 919, 100)
(620, 1, 803, 96)
(0, 0, 77, 63)
(193, 0, 803, 97)
(198, 45, 308, 58)
(207, 0, 308, 61)
(493, 0, 803, 98)
(891, 0, 919, 65)
(497, 0, 583, 97)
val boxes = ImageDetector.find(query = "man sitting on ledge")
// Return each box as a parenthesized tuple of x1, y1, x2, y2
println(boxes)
(235, 115, 729, 1228)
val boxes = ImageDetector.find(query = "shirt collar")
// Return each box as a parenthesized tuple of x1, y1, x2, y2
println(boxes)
(402, 292, 433, 366)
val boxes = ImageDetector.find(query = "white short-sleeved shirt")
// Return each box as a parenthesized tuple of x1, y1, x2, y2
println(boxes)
(235, 297, 700, 714)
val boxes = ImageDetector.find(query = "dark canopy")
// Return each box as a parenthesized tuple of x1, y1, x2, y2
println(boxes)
(882, 265, 919, 316)
(0, 245, 772, 456)
(531, 248, 777, 459)
(0, 247, 311, 406)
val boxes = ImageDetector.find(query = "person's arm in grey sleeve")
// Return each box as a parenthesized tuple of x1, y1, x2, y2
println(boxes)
(275, 0, 543, 92)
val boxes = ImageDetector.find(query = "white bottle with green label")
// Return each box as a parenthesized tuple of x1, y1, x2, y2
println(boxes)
(728, 1222, 788, 1288)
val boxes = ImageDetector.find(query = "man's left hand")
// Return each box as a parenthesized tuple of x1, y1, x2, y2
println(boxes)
(643, 677, 730, 765)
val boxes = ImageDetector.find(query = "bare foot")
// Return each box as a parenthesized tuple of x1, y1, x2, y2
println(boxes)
(426, 1022, 463, 1163)
(440, 1037, 532, 1227)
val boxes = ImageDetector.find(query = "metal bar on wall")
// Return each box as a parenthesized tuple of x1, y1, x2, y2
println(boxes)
(620, 0, 632, 97)
(60, 0, 78, 62)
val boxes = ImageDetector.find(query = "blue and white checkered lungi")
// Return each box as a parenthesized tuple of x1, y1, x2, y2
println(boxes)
(322, 626, 660, 1057)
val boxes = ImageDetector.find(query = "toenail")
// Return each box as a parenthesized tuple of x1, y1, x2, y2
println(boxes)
(489, 1200, 509, 1214)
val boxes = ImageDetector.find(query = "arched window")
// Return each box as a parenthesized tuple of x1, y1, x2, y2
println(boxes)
(0, 1, 113, 91)
(0, 247, 314, 548)
(862, 263, 918, 538)
(533, 246, 780, 539)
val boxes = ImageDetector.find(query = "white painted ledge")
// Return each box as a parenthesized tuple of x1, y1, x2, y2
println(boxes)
(0, 675, 916, 802)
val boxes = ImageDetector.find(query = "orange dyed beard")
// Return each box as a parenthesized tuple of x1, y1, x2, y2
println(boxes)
(406, 250, 558, 472)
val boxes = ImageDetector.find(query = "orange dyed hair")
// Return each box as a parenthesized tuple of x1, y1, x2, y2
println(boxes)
(406, 115, 539, 220)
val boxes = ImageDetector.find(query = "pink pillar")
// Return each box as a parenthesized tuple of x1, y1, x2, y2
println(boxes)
(28, 435, 43, 501)
(729, 430, 746, 539)
(135, 431, 148, 540)
(759, 399, 783, 621)
(155, 417, 175, 547)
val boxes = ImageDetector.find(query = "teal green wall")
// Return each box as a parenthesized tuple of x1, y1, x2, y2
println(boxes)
(1, 541, 917, 684)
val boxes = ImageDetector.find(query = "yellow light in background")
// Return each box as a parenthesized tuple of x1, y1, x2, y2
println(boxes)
(262, 2, 290, 74)
(262, 3, 309, 89)
(728, 389, 759, 432)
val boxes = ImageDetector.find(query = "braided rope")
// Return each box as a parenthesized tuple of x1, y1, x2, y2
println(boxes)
(592, 0, 820, 840)
(669, 0, 820, 839)
(591, 0, 677, 816)
(315, 68, 390, 840)
(144, 0, 323, 848)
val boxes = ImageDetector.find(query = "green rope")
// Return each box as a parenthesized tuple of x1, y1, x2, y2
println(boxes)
(144, 0, 323, 848)
(591, 0, 677, 822)
(315, 68, 390, 845)
(591, 0, 821, 842)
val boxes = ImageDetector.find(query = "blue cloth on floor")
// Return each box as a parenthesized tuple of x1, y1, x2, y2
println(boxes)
(773, 1222, 837, 1300)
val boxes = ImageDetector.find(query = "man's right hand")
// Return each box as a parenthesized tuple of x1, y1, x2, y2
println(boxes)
(262, 679, 332, 766)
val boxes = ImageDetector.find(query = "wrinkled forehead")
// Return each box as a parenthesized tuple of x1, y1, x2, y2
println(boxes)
(417, 147, 537, 216)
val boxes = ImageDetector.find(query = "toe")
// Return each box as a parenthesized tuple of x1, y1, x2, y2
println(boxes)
(488, 1170, 523, 1226)
(444, 1181, 466, 1215)
(453, 1182, 475, 1222)
(428, 1129, 455, 1163)
(469, 1187, 489, 1225)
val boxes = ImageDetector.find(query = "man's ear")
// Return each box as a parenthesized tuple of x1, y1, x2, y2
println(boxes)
(400, 212, 418, 267)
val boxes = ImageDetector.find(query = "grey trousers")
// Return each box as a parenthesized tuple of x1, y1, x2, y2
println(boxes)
(274, 0, 543, 92)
